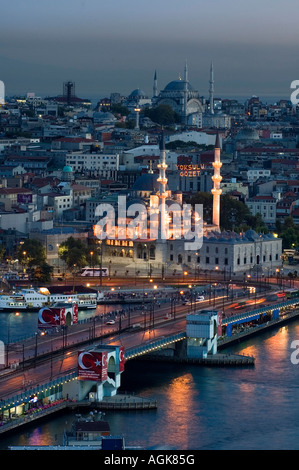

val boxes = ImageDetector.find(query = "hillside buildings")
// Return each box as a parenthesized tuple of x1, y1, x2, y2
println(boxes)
(2, 71, 298, 278)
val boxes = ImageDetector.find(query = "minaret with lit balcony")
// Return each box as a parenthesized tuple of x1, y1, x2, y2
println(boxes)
(211, 133, 222, 230)
(157, 133, 168, 242)
(209, 61, 214, 115)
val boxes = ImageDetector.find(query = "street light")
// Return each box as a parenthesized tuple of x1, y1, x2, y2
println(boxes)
(90, 251, 94, 278)
(22, 251, 27, 274)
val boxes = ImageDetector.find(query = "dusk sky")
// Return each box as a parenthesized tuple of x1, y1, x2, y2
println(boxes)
(1, 0, 298, 101)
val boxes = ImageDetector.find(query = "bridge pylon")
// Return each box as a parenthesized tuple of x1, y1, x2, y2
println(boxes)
(186, 310, 219, 359)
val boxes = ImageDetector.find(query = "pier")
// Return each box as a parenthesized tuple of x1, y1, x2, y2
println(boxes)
(133, 352, 255, 366)
(0, 394, 157, 436)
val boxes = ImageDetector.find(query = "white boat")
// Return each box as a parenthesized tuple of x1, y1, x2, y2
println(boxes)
(0, 289, 48, 311)
(0, 286, 102, 311)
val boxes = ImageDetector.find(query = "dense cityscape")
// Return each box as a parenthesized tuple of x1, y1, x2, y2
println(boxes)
(1, 0, 299, 455)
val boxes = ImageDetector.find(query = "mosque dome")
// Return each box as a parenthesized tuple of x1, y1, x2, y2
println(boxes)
(62, 165, 73, 173)
(244, 229, 260, 241)
(93, 111, 116, 123)
(128, 89, 148, 99)
(131, 173, 161, 192)
(164, 80, 194, 92)
(235, 127, 260, 142)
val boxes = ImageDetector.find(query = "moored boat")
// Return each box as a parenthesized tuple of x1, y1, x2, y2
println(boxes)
(0, 286, 103, 311)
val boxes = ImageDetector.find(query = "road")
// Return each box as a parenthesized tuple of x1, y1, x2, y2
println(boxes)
(0, 287, 274, 402)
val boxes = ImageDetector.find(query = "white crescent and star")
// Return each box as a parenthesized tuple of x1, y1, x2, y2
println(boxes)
(120, 349, 125, 362)
(78, 351, 94, 369)
(38, 308, 52, 325)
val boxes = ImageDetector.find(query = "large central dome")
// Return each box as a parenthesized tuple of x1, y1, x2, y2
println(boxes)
(131, 173, 160, 192)
(164, 80, 195, 92)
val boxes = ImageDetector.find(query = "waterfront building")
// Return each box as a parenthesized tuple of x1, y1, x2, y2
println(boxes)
(96, 132, 282, 278)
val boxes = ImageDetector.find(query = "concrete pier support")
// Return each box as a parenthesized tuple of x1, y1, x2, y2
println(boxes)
(186, 310, 219, 359)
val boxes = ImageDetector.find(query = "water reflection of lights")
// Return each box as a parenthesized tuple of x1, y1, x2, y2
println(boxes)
(164, 374, 197, 448)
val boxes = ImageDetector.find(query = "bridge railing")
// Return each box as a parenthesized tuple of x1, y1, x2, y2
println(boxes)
(0, 371, 77, 412)
(125, 332, 186, 360)
(222, 298, 299, 326)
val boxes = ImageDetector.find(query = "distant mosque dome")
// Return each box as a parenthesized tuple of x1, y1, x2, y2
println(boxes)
(164, 80, 195, 92)
(125, 88, 151, 111)
(93, 111, 116, 124)
(235, 127, 260, 142)
(62, 165, 74, 181)
(63, 165, 73, 173)
(129, 88, 148, 99)
(155, 64, 204, 122)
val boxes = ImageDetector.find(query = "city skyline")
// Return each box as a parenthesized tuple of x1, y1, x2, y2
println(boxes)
(0, 0, 298, 100)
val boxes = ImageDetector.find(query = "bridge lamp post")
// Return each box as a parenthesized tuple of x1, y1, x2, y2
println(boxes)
(90, 251, 94, 278)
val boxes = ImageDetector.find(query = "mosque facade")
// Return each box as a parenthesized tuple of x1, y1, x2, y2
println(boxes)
(96, 133, 282, 278)
(152, 62, 205, 124)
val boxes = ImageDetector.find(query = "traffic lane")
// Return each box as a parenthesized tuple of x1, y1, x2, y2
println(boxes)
(0, 317, 187, 401)
(2, 296, 231, 365)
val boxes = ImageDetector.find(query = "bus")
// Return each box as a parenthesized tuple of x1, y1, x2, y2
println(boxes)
(285, 288, 299, 299)
(81, 267, 109, 277)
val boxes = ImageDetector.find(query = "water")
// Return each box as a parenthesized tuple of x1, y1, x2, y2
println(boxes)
(0, 304, 123, 344)
(1, 320, 299, 450)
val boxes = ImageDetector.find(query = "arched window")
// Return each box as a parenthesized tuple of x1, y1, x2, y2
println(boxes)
(149, 245, 156, 260)
(137, 244, 142, 259)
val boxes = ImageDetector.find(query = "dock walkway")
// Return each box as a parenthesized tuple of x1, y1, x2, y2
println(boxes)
(0, 395, 157, 436)
(134, 352, 255, 366)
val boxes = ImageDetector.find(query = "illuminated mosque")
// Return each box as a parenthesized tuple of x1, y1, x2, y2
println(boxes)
(97, 133, 282, 278)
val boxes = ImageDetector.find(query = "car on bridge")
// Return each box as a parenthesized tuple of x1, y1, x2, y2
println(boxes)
(106, 320, 116, 325)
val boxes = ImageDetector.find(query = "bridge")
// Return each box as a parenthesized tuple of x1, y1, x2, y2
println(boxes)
(1, 296, 299, 426)
(125, 332, 186, 360)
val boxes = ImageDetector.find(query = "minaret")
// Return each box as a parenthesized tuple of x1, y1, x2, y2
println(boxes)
(183, 60, 188, 124)
(211, 133, 222, 230)
(157, 132, 168, 242)
(153, 70, 158, 98)
(209, 61, 214, 115)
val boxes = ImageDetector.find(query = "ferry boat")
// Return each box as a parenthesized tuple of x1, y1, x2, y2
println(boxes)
(0, 286, 103, 311)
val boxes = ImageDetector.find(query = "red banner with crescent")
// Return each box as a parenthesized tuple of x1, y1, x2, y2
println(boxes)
(119, 346, 125, 372)
(73, 304, 78, 324)
(78, 350, 108, 381)
(38, 307, 63, 329)
(218, 311, 222, 337)
(38, 304, 78, 329)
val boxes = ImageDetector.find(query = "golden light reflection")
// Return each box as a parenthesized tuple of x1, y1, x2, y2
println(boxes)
(164, 373, 196, 447)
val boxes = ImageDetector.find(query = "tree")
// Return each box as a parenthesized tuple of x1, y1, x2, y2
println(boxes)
(17, 239, 46, 268)
(58, 237, 100, 272)
(186, 192, 213, 224)
(186, 192, 255, 231)
(31, 263, 54, 283)
(110, 104, 130, 116)
(144, 104, 180, 126)
(274, 216, 299, 250)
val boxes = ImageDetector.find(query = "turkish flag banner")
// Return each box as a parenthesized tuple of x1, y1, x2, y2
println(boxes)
(78, 350, 108, 381)
(119, 346, 125, 372)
